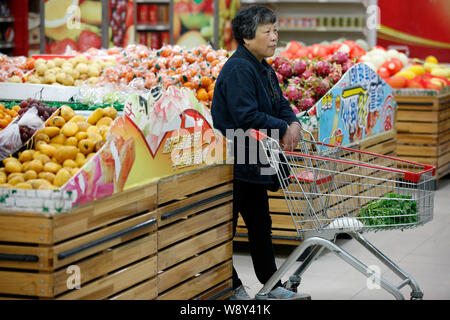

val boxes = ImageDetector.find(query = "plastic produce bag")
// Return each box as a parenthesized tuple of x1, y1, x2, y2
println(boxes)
(0, 107, 44, 160)
(0, 122, 22, 160)
(18, 107, 44, 130)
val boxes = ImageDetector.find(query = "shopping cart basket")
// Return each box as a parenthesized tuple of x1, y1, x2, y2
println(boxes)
(250, 129, 435, 300)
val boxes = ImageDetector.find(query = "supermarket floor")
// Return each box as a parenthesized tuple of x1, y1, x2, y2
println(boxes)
(233, 175, 450, 300)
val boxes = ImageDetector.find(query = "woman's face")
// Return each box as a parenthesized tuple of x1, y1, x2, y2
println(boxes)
(244, 23, 278, 62)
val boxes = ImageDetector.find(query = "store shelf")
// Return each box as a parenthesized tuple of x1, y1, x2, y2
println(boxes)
(241, 0, 370, 6)
(136, 0, 170, 3)
(0, 16, 14, 23)
(280, 26, 366, 32)
(136, 24, 170, 32)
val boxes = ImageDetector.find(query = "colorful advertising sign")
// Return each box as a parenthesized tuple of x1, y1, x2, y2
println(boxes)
(109, 0, 135, 48)
(62, 86, 226, 206)
(218, 0, 240, 51)
(316, 63, 396, 146)
(173, 0, 214, 48)
(44, 0, 103, 54)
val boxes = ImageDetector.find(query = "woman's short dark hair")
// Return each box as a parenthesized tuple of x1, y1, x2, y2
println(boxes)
(232, 6, 277, 46)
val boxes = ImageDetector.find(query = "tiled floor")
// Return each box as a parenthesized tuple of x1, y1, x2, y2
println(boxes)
(233, 176, 450, 300)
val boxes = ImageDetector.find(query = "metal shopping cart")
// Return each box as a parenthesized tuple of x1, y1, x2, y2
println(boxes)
(249, 129, 435, 300)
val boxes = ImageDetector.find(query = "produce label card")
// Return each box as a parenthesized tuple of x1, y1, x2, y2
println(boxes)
(316, 63, 396, 146)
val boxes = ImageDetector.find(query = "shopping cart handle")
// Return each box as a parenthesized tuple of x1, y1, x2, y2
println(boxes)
(250, 129, 268, 141)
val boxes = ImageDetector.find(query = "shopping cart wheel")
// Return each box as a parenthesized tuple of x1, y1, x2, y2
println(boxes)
(410, 291, 424, 300)
(283, 275, 301, 292)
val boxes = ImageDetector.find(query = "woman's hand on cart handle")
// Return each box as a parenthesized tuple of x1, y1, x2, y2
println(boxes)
(281, 122, 301, 152)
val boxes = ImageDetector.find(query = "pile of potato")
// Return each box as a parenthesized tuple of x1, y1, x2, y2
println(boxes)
(26, 55, 117, 86)
(0, 105, 117, 190)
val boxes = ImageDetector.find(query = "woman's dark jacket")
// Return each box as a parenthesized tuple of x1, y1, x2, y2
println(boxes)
(211, 44, 299, 187)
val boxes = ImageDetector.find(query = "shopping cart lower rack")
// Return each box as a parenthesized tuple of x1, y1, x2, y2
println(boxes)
(250, 129, 435, 300)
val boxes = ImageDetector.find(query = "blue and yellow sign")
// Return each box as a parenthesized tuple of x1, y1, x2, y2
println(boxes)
(316, 63, 396, 146)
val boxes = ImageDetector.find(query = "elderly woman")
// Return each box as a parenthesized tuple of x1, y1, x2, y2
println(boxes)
(211, 6, 309, 300)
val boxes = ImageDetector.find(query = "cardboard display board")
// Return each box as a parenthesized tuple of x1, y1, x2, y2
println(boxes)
(316, 63, 396, 147)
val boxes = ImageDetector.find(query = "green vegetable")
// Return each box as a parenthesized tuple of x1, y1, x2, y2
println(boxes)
(358, 192, 418, 229)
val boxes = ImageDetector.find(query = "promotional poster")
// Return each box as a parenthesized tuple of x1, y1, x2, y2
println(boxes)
(316, 63, 396, 146)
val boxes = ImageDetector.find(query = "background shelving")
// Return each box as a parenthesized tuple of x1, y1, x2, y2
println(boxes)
(241, 0, 377, 48)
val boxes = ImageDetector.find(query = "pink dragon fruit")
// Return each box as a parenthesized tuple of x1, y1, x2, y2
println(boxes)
(301, 68, 314, 80)
(298, 96, 316, 111)
(328, 51, 349, 65)
(310, 78, 332, 97)
(275, 71, 284, 84)
(313, 60, 332, 77)
(293, 59, 308, 77)
(273, 56, 289, 70)
(285, 85, 303, 102)
(278, 62, 293, 79)
(288, 76, 302, 86)
(342, 60, 355, 73)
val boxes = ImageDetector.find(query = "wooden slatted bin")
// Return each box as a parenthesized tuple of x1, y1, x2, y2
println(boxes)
(235, 129, 397, 246)
(0, 182, 158, 300)
(395, 92, 450, 179)
(156, 164, 234, 300)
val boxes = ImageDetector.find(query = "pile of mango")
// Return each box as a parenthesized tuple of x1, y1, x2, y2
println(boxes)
(0, 105, 117, 190)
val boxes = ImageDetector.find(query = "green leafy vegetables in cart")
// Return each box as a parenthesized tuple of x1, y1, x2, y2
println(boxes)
(358, 193, 418, 227)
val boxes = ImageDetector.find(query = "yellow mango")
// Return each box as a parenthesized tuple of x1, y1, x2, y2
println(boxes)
(60, 105, 75, 122)
(24, 170, 38, 180)
(61, 122, 79, 137)
(50, 134, 66, 145)
(78, 139, 95, 155)
(64, 136, 78, 147)
(38, 143, 57, 158)
(63, 159, 77, 168)
(75, 153, 86, 167)
(54, 146, 78, 164)
(38, 172, 56, 184)
(44, 162, 61, 174)
(87, 108, 104, 125)
(87, 132, 103, 142)
(48, 116, 66, 128)
(75, 131, 88, 141)
(18, 150, 34, 163)
(54, 168, 71, 187)
(0, 172, 6, 184)
(77, 121, 90, 132)
(8, 175, 25, 186)
(27, 160, 44, 173)
(69, 115, 87, 123)
(86, 125, 98, 134)
(15, 182, 32, 189)
(103, 106, 117, 119)
(41, 126, 60, 138)
(34, 133, 50, 144)
(5, 161, 22, 173)
(96, 117, 113, 127)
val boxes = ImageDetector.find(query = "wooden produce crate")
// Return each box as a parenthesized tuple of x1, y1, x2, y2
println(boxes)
(395, 92, 450, 179)
(235, 129, 397, 246)
(156, 164, 234, 300)
(0, 181, 159, 299)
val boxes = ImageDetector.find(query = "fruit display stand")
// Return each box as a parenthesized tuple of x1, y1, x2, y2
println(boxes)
(394, 87, 450, 180)
(0, 86, 233, 299)
(235, 62, 398, 245)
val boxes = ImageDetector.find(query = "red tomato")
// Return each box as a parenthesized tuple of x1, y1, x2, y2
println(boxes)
(377, 67, 390, 79)
(328, 42, 342, 54)
(295, 47, 310, 59)
(310, 44, 329, 59)
(382, 58, 402, 75)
